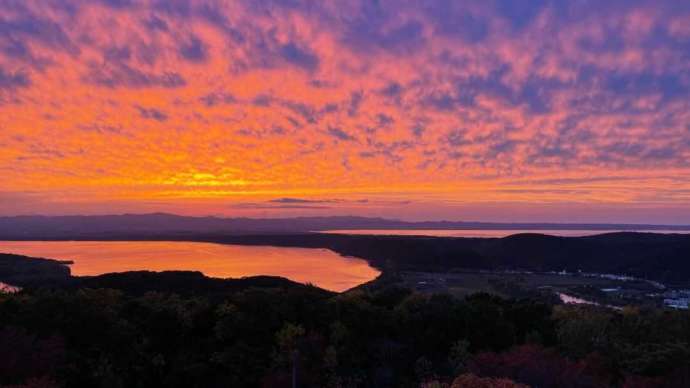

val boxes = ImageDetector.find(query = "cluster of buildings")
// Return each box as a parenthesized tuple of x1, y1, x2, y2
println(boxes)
(662, 290, 690, 310)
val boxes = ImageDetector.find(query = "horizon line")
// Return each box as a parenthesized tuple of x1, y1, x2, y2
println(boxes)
(2, 212, 690, 229)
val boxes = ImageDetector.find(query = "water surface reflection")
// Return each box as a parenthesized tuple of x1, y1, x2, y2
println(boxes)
(0, 241, 380, 292)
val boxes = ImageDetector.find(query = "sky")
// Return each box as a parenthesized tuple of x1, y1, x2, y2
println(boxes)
(1, 0, 689, 223)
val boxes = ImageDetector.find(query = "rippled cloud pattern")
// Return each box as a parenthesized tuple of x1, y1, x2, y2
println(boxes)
(1, 0, 689, 222)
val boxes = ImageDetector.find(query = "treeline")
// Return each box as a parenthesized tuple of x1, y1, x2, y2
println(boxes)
(210, 232, 690, 284)
(1, 271, 689, 387)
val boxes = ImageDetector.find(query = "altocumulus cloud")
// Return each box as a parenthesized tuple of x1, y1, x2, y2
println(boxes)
(135, 105, 168, 121)
(0, 0, 689, 217)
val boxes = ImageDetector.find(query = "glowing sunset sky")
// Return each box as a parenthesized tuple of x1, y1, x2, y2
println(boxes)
(1, 0, 689, 223)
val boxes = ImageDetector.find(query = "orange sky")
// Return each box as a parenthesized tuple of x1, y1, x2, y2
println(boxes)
(1, 1, 690, 223)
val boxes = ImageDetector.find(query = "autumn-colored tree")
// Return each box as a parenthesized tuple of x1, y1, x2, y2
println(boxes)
(450, 373, 528, 388)
(621, 375, 664, 388)
(3, 376, 61, 388)
(469, 344, 602, 388)
(449, 339, 472, 375)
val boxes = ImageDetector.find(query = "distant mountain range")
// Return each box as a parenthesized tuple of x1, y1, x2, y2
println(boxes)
(0, 213, 689, 239)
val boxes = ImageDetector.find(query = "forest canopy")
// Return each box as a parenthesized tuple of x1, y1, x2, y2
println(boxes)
(1, 271, 689, 387)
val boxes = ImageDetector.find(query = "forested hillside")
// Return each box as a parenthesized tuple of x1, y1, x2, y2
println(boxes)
(2, 271, 689, 387)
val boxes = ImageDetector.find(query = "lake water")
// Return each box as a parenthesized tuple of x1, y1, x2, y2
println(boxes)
(0, 241, 380, 292)
(558, 292, 622, 310)
(320, 229, 690, 238)
(558, 293, 598, 306)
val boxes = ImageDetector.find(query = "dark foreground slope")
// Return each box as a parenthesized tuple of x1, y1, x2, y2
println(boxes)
(2, 273, 690, 387)
(71, 270, 334, 297)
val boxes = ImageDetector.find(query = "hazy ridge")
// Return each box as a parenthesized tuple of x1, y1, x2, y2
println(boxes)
(1, 213, 689, 239)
